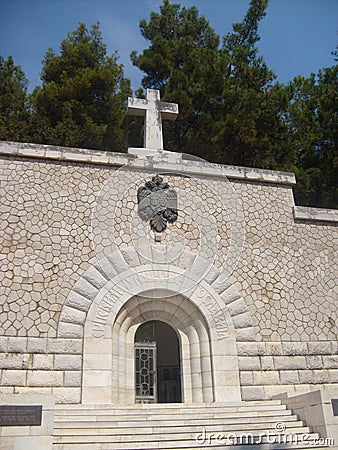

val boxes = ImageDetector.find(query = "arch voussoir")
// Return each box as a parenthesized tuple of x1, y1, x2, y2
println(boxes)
(57, 245, 256, 402)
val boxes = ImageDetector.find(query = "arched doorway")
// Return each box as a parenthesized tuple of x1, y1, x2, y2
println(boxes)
(80, 285, 242, 405)
(135, 320, 182, 403)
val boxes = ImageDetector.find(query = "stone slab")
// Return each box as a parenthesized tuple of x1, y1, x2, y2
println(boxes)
(0, 405, 41, 426)
(294, 206, 338, 223)
(0, 140, 298, 185)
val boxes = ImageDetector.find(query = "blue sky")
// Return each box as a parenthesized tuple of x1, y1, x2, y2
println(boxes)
(0, 0, 337, 93)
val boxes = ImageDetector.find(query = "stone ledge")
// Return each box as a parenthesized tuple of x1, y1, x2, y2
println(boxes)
(0, 140, 134, 167)
(0, 140, 296, 185)
(274, 388, 338, 444)
(294, 206, 338, 223)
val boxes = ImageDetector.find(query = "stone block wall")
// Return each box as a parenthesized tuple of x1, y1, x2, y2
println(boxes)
(0, 337, 82, 403)
(237, 342, 338, 400)
(0, 337, 337, 403)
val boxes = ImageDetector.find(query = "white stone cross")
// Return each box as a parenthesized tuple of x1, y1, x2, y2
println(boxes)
(127, 89, 179, 150)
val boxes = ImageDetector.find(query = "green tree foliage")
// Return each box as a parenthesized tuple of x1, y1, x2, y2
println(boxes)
(132, 0, 337, 207)
(131, 0, 225, 156)
(0, 3, 336, 209)
(213, 0, 293, 169)
(285, 67, 338, 208)
(31, 23, 131, 151)
(0, 56, 29, 141)
(131, 0, 292, 169)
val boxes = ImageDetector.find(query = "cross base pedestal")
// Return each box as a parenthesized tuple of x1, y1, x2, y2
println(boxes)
(128, 147, 182, 164)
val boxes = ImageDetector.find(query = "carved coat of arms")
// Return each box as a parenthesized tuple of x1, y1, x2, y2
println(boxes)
(137, 175, 178, 233)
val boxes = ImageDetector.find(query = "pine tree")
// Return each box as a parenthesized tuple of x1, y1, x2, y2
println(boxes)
(31, 23, 131, 151)
(286, 67, 338, 208)
(131, 0, 292, 168)
(131, 0, 225, 156)
(0, 56, 29, 141)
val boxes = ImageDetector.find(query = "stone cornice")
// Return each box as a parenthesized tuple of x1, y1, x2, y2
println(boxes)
(0, 140, 297, 185)
(293, 206, 338, 223)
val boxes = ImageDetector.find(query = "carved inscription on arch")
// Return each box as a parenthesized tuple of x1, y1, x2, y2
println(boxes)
(92, 286, 124, 338)
(195, 288, 229, 339)
(90, 273, 231, 340)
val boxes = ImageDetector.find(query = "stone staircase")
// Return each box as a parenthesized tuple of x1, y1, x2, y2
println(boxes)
(53, 400, 330, 449)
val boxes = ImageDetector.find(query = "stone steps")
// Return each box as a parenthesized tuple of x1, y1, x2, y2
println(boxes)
(55, 412, 294, 422)
(54, 417, 302, 428)
(53, 401, 329, 449)
(54, 421, 307, 433)
(54, 400, 284, 411)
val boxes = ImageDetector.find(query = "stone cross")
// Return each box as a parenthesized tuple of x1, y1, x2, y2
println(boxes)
(127, 89, 179, 150)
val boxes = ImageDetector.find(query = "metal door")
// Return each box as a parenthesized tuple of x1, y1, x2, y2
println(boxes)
(135, 342, 157, 403)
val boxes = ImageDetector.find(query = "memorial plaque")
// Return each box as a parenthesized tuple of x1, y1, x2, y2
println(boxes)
(332, 399, 338, 416)
(0, 405, 42, 426)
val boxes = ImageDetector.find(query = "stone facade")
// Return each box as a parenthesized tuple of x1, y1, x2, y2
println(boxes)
(0, 140, 337, 405)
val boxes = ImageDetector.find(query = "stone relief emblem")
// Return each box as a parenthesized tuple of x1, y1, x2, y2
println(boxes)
(137, 175, 178, 233)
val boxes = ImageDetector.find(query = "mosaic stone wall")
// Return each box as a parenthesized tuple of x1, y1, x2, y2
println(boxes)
(0, 157, 107, 337)
(232, 180, 337, 342)
(1, 151, 336, 341)
(0, 142, 337, 401)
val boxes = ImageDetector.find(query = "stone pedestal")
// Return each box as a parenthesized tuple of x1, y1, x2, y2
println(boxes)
(0, 394, 54, 450)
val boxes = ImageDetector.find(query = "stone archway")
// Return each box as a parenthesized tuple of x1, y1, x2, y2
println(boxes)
(109, 291, 214, 404)
(57, 250, 257, 405)
(81, 284, 242, 405)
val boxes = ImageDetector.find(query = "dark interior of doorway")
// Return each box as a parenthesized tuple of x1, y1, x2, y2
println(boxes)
(135, 320, 182, 403)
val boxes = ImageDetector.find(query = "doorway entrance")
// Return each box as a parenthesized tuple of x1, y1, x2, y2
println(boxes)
(135, 320, 182, 403)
